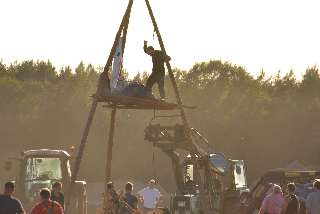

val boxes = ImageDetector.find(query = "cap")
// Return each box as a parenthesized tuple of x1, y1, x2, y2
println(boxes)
(273, 185, 281, 193)
(5, 182, 14, 189)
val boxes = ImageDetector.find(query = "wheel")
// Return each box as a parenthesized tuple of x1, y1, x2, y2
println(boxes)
(209, 208, 221, 214)
(222, 198, 241, 214)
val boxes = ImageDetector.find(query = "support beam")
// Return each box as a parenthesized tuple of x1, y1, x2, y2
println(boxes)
(105, 108, 117, 184)
(104, 108, 116, 211)
(144, 1, 209, 214)
(64, 1, 134, 213)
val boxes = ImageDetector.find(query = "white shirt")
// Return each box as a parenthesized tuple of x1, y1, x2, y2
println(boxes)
(138, 187, 162, 208)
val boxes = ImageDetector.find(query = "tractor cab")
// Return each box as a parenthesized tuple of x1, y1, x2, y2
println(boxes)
(5, 149, 87, 214)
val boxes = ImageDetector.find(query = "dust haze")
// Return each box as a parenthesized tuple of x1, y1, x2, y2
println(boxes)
(1, 59, 320, 211)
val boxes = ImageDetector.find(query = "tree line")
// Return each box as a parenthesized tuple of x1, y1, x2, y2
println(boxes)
(1, 58, 319, 192)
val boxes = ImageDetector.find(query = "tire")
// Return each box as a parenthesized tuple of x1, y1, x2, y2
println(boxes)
(209, 208, 220, 214)
(222, 198, 241, 214)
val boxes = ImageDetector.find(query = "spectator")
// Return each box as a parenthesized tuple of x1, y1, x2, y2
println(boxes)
(50, 182, 65, 211)
(136, 180, 162, 214)
(0, 181, 25, 214)
(106, 182, 118, 197)
(106, 182, 119, 214)
(121, 182, 138, 214)
(306, 179, 320, 214)
(281, 183, 300, 214)
(30, 188, 63, 214)
(258, 184, 284, 214)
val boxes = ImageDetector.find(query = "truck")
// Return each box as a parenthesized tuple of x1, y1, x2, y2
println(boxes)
(5, 149, 87, 214)
(144, 124, 250, 214)
(239, 170, 320, 214)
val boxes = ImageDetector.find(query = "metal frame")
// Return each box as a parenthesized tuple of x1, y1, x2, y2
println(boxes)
(65, 1, 209, 214)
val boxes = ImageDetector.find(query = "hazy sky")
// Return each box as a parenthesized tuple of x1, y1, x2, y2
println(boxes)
(1, 0, 319, 80)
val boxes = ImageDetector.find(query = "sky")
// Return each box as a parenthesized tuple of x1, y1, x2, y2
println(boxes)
(1, 0, 320, 80)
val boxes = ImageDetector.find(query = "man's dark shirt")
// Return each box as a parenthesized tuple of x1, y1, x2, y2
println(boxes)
(152, 50, 165, 74)
(50, 191, 64, 210)
(123, 193, 138, 210)
(0, 194, 25, 214)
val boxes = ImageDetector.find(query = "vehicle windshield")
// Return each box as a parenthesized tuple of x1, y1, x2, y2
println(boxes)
(234, 163, 247, 188)
(25, 157, 62, 180)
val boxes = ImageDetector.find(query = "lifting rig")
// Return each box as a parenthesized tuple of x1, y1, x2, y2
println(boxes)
(144, 125, 250, 214)
(64, 1, 209, 214)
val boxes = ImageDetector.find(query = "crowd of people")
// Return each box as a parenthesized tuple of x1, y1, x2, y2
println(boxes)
(258, 179, 320, 214)
(1, 178, 319, 214)
(0, 181, 64, 214)
(0, 178, 163, 214)
(105, 179, 162, 214)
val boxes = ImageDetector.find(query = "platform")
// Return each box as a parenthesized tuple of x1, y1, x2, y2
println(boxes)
(95, 93, 197, 110)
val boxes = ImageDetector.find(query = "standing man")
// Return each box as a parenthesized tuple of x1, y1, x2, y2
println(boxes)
(281, 183, 300, 214)
(50, 182, 65, 211)
(258, 184, 284, 214)
(121, 182, 138, 214)
(0, 182, 25, 214)
(136, 180, 162, 214)
(306, 179, 320, 214)
(30, 188, 63, 214)
(144, 40, 171, 102)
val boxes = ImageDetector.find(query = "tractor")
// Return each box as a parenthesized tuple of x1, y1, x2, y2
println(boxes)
(5, 149, 87, 214)
(240, 170, 320, 214)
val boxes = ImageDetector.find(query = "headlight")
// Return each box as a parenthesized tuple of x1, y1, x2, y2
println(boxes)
(178, 201, 186, 207)
(174, 210, 179, 214)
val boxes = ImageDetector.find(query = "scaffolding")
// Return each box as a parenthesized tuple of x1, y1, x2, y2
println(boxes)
(64, 1, 209, 214)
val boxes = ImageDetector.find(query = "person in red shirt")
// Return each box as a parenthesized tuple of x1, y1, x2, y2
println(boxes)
(30, 188, 64, 214)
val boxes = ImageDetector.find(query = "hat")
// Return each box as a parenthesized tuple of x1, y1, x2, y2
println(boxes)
(273, 185, 281, 193)
(5, 182, 14, 189)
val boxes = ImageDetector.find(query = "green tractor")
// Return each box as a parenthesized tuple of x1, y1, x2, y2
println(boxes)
(5, 149, 87, 214)
(144, 124, 249, 214)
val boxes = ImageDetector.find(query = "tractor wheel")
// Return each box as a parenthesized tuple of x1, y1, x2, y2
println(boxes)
(209, 208, 220, 214)
(222, 198, 241, 214)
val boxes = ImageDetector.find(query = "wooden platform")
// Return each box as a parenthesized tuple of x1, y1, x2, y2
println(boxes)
(95, 93, 197, 110)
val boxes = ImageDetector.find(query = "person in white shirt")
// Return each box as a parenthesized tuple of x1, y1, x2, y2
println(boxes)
(136, 180, 162, 214)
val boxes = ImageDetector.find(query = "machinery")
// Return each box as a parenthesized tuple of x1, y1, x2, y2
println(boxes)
(293, 180, 315, 214)
(240, 170, 320, 214)
(144, 124, 250, 214)
(5, 149, 87, 214)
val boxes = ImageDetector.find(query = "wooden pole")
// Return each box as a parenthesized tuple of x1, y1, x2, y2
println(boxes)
(144, 1, 209, 214)
(105, 108, 117, 185)
(64, 1, 134, 213)
(103, 108, 116, 212)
